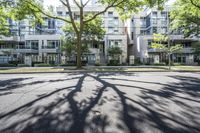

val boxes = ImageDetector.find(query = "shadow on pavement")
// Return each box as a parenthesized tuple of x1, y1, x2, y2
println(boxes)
(0, 72, 199, 133)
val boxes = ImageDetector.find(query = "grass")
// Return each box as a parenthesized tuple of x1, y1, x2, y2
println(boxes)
(0, 67, 64, 73)
(0, 66, 199, 73)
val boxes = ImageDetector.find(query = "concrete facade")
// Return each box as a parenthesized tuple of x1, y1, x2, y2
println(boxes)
(128, 6, 198, 65)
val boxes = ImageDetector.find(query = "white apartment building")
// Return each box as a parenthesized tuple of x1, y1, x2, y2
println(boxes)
(56, 5, 127, 65)
(127, 6, 198, 65)
(0, 3, 127, 66)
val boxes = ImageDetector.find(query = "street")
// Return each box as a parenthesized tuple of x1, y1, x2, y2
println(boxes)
(0, 72, 200, 133)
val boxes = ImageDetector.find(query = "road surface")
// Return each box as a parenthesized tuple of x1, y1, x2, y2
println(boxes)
(0, 72, 200, 133)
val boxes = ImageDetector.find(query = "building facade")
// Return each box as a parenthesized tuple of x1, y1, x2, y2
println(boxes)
(128, 6, 198, 65)
(0, 4, 127, 66)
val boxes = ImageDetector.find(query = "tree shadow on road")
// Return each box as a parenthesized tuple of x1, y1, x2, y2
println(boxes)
(0, 72, 200, 133)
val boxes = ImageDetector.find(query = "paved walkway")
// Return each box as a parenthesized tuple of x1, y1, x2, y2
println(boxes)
(0, 72, 200, 133)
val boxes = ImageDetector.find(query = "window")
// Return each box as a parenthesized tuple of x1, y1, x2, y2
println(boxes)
(114, 17, 119, 25)
(152, 12, 157, 18)
(147, 40, 152, 48)
(131, 32, 134, 40)
(140, 30, 145, 35)
(152, 18, 157, 25)
(47, 40, 60, 49)
(109, 40, 122, 47)
(161, 19, 167, 25)
(26, 40, 39, 49)
(108, 18, 113, 26)
(108, 27, 114, 33)
(161, 11, 167, 18)
(161, 27, 167, 34)
(114, 29, 118, 33)
(48, 19, 55, 29)
(74, 14, 80, 20)
(57, 11, 63, 16)
(108, 12, 113, 17)
(140, 17, 146, 27)
(153, 27, 157, 33)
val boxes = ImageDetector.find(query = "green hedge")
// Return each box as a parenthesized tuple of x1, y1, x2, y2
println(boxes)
(18, 64, 30, 67)
(107, 60, 120, 66)
(153, 63, 166, 66)
(0, 64, 16, 67)
(34, 63, 51, 67)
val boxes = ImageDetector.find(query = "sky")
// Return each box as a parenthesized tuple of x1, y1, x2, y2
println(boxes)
(43, 0, 176, 7)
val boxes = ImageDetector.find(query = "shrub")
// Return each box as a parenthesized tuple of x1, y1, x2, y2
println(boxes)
(32, 62, 44, 67)
(8, 61, 20, 65)
(95, 63, 101, 66)
(34, 63, 51, 67)
(18, 64, 30, 67)
(0, 64, 16, 67)
(153, 63, 166, 66)
(107, 60, 120, 66)
(59, 63, 76, 66)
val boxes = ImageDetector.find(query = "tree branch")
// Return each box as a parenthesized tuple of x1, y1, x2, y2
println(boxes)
(72, 0, 81, 8)
(189, 0, 200, 9)
(23, 0, 72, 23)
(63, 0, 79, 33)
(84, 0, 124, 23)
(83, 0, 90, 7)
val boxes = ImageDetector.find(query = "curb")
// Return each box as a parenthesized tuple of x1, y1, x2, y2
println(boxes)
(0, 70, 200, 74)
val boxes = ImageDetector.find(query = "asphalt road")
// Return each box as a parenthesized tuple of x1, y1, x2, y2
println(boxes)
(0, 72, 200, 133)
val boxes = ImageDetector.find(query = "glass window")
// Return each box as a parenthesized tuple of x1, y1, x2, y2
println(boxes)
(57, 11, 63, 16)
(152, 12, 157, 18)
(108, 12, 113, 17)
(108, 27, 114, 33)
(153, 27, 157, 33)
(161, 12, 167, 18)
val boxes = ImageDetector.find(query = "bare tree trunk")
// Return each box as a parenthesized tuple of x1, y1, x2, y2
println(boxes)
(76, 7, 84, 69)
(76, 33, 82, 69)
(168, 54, 171, 70)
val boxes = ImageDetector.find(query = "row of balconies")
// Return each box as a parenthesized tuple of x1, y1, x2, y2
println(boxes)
(0, 47, 61, 54)
(148, 47, 194, 53)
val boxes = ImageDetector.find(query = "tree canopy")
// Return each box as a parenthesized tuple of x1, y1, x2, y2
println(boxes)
(0, 0, 43, 36)
(170, 0, 200, 37)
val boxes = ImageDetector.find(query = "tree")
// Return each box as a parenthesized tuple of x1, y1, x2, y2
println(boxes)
(170, 0, 200, 37)
(62, 15, 105, 64)
(17, 0, 165, 68)
(151, 34, 183, 70)
(192, 41, 200, 65)
(0, 0, 42, 36)
(108, 46, 122, 65)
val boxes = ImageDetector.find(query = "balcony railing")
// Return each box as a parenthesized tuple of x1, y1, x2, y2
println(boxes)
(17, 46, 38, 50)
(42, 46, 59, 49)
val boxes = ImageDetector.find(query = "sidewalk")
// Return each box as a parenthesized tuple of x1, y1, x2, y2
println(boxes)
(0, 66, 200, 74)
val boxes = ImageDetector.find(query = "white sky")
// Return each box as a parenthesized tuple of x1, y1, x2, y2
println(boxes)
(43, 0, 176, 7)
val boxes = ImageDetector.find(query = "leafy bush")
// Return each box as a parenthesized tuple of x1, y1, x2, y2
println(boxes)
(18, 64, 30, 67)
(8, 61, 20, 66)
(34, 63, 51, 67)
(59, 63, 76, 66)
(0, 64, 16, 67)
(32, 62, 44, 67)
(107, 60, 120, 66)
(153, 63, 166, 66)
(95, 63, 101, 66)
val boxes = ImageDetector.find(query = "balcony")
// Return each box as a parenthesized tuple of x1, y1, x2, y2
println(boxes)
(16, 46, 39, 53)
(41, 46, 61, 53)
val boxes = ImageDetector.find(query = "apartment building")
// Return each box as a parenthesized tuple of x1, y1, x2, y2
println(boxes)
(0, 3, 127, 66)
(0, 17, 62, 65)
(56, 5, 127, 65)
(128, 6, 198, 65)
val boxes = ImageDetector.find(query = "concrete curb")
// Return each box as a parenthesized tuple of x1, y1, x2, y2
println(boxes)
(0, 70, 200, 74)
